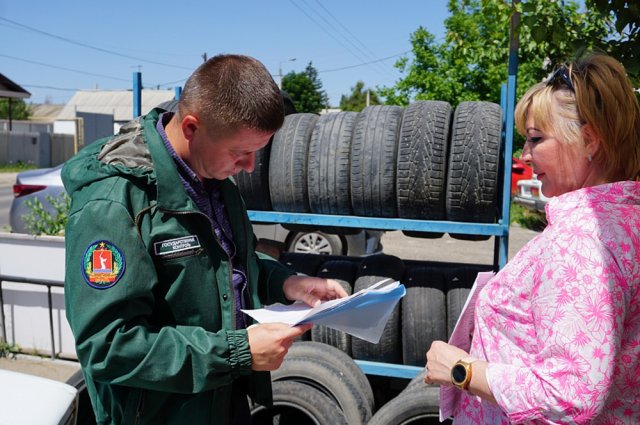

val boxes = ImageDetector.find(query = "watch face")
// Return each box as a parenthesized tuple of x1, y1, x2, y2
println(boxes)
(452, 364, 467, 384)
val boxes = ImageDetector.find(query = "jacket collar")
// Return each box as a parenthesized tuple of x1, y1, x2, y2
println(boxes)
(143, 108, 200, 212)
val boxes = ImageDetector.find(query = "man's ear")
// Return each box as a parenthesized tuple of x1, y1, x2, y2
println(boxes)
(180, 114, 200, 141)
(582, 123, 601, 158)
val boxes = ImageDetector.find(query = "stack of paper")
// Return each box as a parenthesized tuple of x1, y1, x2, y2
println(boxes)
(242, 279, 406, 343)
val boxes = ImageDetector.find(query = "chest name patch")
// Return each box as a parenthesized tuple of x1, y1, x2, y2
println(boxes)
(81, 240, 126, 289)
(154, 236, 201, 258)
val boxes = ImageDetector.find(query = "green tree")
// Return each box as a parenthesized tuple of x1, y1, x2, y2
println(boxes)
(339, 81, 381, 112)
(585, 0, 639, 78)
(380, 0, 612, 109)
(282, 62, 329, 113)
(0, 98, 31, 120)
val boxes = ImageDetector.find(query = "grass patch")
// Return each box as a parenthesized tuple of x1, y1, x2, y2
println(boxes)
(510, 201, 547, 232)
(0, 161, 37, 173)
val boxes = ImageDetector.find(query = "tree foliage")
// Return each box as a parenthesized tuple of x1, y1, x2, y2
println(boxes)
(339, 81, 381, 112)
(379, 0, 634, 110)
(281, 62, 329, 114)
(584, 0, 639, 77)
(0, 98, 31, 120)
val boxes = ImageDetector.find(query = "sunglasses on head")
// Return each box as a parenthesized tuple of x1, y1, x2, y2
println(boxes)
(546, 66, 575, 93)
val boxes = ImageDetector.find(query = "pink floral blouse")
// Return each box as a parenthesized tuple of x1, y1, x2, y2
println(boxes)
(454, 181, 640, 424)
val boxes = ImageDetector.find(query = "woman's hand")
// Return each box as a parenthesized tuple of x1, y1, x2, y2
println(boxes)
(424, 341, 470, 386)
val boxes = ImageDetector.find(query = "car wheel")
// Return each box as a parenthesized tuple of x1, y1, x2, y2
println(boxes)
(288, 231, 343, 255)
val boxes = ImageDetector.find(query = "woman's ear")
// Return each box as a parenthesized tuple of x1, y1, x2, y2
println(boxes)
(581, 123, 601, 159)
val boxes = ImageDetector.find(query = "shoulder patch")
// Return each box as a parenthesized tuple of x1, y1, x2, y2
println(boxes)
(81, 240, 126, 289)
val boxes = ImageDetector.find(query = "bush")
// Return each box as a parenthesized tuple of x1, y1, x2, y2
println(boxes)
(23, 193, 70, 236)
(510, 201, 547, 232)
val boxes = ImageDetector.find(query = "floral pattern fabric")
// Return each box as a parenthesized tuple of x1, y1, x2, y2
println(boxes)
(453, 181, 640, 424)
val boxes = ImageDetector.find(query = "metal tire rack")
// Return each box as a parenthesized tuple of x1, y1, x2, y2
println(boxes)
(247, 48, 519, 381)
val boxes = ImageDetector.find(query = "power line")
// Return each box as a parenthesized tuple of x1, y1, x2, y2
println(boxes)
(306, 0, 396, 80)
(318, 51, 409, 73)
(288, 0, 388, 79)
(22, 84, 80, 92)
(0, 53, 131, 83)
(0, 16, 194, 71)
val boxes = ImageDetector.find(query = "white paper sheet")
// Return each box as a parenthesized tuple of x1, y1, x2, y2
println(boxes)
(242, 279, 405, 343)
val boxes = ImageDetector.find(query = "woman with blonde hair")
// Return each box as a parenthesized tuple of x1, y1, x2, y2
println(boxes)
(425, 53, 640, 423)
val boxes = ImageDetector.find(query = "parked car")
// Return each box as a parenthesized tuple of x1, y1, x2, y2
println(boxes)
(513, 176, 551, 213)
(510, 157, 533, 195)
(10, 166, 381, 256)
(0, 369, 79, 425)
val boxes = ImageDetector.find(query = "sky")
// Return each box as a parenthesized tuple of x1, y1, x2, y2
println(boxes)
(0, 0, 450, 107)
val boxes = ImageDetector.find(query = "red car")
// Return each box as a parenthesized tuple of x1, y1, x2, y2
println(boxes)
(511, 157, 533, 195)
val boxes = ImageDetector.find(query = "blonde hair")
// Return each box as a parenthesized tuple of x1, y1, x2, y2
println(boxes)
(515, 53, 640, 181)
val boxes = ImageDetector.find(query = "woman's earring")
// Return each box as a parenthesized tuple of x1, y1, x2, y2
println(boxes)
(588, 154, 592, 163)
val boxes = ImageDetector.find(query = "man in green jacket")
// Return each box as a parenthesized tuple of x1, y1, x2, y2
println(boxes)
(62, 54, 346, 424)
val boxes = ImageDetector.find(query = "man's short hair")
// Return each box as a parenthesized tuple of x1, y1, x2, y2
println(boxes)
(178, 54, 285, 135)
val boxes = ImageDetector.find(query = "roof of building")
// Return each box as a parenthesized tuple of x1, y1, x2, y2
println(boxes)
(57, 89, 176, 121)
(29, 104, 65, 121)
(0, 73, 31, 99)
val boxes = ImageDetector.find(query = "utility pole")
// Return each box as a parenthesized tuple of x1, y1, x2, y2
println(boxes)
(202, 52, 208, 63)
(278, 58, 296, 89)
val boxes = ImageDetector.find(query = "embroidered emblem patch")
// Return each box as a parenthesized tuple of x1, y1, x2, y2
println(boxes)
(154, 235, 201, 258)
(81, 240, 126, 289)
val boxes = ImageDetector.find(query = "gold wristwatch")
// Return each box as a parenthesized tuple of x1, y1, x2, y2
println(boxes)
(451, 357, 477, 390)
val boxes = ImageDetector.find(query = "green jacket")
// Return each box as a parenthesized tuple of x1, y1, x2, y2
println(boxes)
(62, 109, 294, 425)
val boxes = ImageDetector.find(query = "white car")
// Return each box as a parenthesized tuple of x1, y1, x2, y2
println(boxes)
(513, 177, 551, 213)
(0, 369, 79, 425)
(10, 166, 382, 256)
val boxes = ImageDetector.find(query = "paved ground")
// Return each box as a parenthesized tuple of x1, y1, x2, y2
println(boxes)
(0, 354, 79, 382)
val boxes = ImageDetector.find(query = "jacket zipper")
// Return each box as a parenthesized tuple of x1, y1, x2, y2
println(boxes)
(134, 390, 145, 425)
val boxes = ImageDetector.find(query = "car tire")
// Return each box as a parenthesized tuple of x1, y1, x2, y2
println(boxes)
(250, 380, 348, 425)
(396, 101, 451, 221)
(351, 254, 405, 363)
(65, 370, 97, 425)
(269, 113, 319, 212)
(401, 266, 447, 366)
(287, 231, 344, 256)
(445, 101, 502, 240)
(271, 356, 372, 424)
(279, 252, 327, 276)
(445, 265, 491, 337)
(235, 142, 272, 211)
(287, 341, 375, 415)
(367, 385, 440, 425)
(308, 111, 357, 216)
(351, 105, 403, 217)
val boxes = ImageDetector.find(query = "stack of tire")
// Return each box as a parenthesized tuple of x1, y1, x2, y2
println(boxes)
(270, 252, 489, 423)
(236, 101, 503, 240)
(250, 341, 374, 424)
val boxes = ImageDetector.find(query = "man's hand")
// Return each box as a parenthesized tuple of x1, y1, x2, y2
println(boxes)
(282, 275, 349, 308)
(248, 323, 312, 371)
